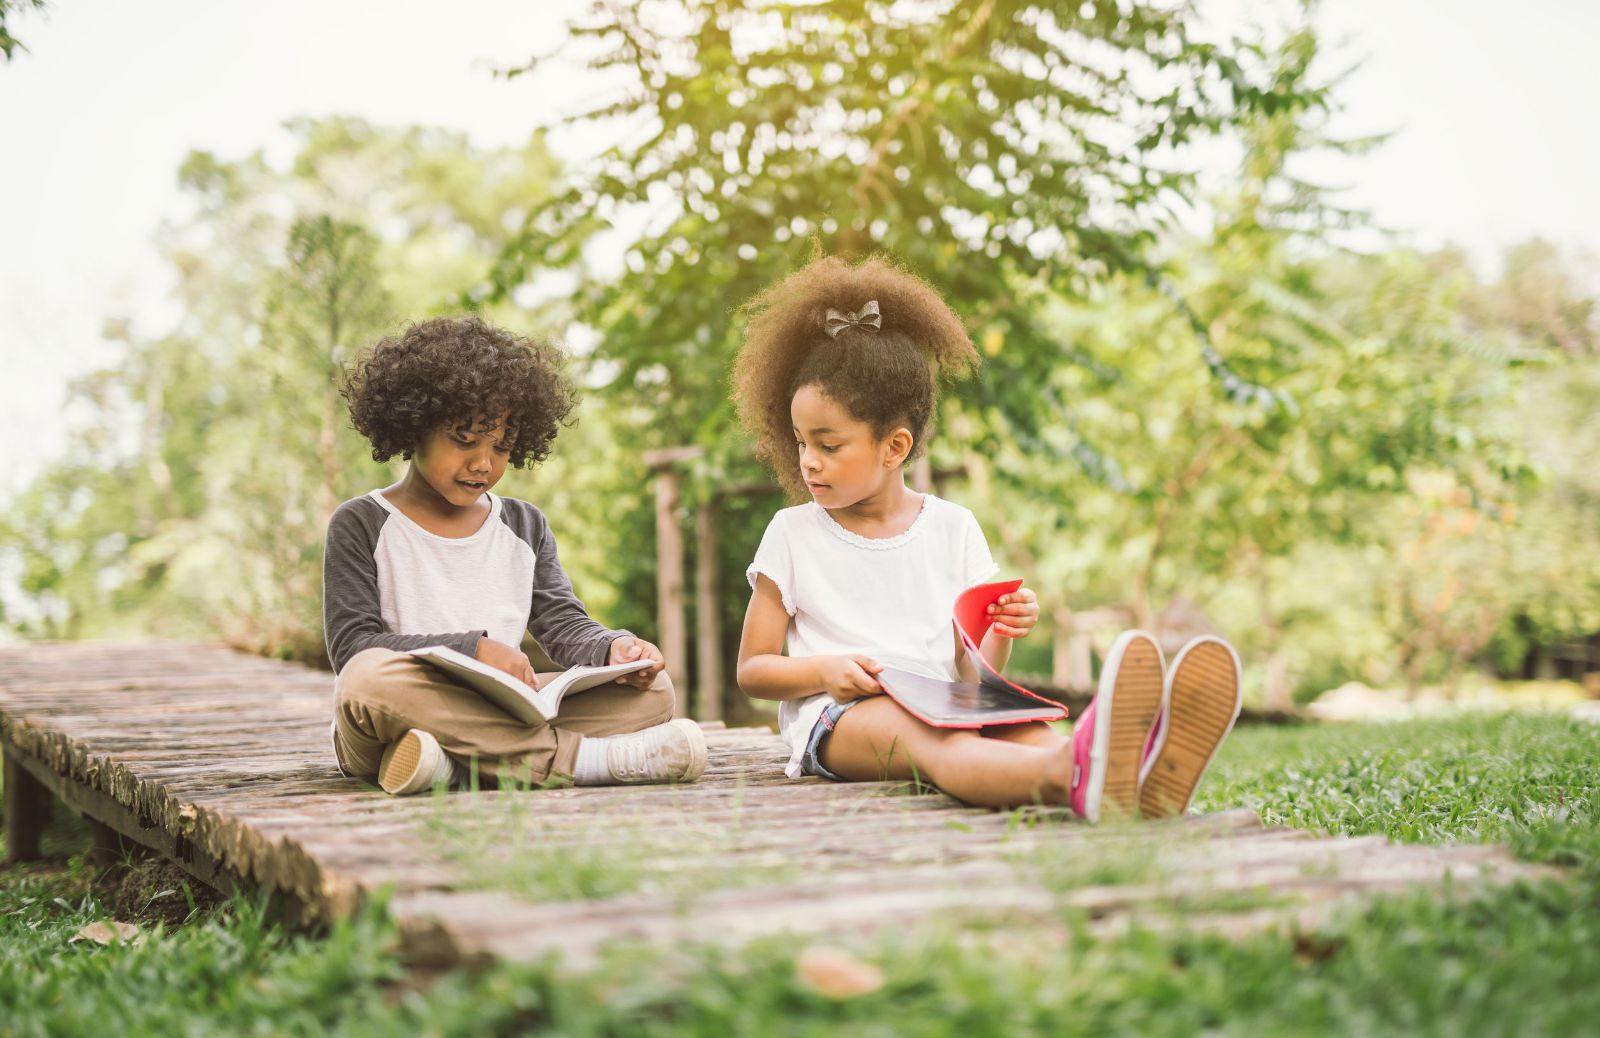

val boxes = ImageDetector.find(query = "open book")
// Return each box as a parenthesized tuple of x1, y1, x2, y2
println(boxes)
(406, 644, 654, 724)
(876, 578, 1068, 728)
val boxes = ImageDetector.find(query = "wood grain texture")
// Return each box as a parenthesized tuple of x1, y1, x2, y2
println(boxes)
(0, 643, 1557, 970)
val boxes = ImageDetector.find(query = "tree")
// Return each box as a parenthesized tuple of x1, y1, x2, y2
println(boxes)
(475, 1, 1327, 707)
(0, 0, 45, 61)
(486, 0, 1320, 436)
(262, 216, 392, 521)
(1467, 239, 1599, 360)
(1, 120, 568, 660)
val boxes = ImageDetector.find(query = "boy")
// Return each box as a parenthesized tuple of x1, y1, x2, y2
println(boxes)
(325, 315, 706, 795)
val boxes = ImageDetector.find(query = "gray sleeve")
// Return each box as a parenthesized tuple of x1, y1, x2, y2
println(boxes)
(501, 500, 632, 668)
(322, 497, 485, 674)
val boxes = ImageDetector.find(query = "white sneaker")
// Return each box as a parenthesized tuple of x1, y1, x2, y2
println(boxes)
(600, 719, 708, 785)
(378, 729, 464, 796)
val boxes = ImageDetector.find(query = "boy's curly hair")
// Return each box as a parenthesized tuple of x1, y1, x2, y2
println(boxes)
(733, 254, 978, 499)
(341, 315, 577, 468)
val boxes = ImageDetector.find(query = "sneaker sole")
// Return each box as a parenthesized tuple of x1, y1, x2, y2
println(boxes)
(670, 718, 709, 783)
(1084, 631, 1165, 823)
(1138, 638, 1241, 820)
(379, 730, 429, 795)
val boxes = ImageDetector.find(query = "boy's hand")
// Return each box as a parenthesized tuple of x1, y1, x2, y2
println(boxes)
(986, 587, 1039, 639)
(609, 636, 666, 690)
(819, 654, 884, 703)
(476, 637, 539, 688)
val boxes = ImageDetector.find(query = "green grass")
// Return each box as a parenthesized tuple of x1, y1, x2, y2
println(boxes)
(0, 861, 409, 1037)
(1195, 712, 1600, 877)
(2, 711, 1598, 1035)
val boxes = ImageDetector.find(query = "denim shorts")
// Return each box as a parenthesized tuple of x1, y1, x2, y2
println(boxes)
(799, 699, 859, 781)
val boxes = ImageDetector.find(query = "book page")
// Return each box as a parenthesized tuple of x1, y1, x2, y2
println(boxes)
(407, 645, 545, 723)
(407, 647, 658, 722)
(529, 659, 655, 717)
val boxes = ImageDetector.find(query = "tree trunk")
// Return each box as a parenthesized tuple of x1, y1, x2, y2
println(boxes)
(694, 500, 722, 722)
(1130, 564, 1157, 633)
(320, 396, 342, 522)
(1254, 551, 1292, 711)
(142, 363, 181, 523)
(1263, 651, 1291, 711)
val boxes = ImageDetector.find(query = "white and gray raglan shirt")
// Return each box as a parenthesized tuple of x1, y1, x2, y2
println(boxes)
(321, 489, 629, 674)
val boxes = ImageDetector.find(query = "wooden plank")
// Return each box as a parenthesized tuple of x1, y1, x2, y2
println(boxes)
(4, 744, 51, 862)
(0, 643, 1566, 974)
(389, 836, 1551, 970)
(1, 728, 319, 920)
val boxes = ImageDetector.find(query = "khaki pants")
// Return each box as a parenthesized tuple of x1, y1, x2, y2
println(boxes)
(331, 647, 675, 786)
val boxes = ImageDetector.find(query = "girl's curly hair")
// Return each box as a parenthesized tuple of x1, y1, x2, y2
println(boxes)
(341, 315, 577, 468)
(733, 254, 979, 499)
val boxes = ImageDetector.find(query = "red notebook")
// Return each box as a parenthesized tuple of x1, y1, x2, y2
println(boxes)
(875, 578, 1069, 729)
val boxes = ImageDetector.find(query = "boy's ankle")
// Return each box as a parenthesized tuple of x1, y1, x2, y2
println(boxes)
(378, 729, 463, 796)
(573, 719, 708, 786)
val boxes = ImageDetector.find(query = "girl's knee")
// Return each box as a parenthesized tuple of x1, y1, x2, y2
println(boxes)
(910, 729, 981, 781)
(827, 697, 967, 780)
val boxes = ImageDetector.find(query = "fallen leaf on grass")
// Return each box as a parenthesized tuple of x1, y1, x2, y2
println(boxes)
(1292, 931, 1344, 965)
(795, 945, 885, 999)
(71, 920, 145, 947)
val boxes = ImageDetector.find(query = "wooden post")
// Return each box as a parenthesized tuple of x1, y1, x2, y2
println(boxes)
(695, 500, 722, 722)
(1060, 606, 1136, 693)
(4, 748, 50, 863)
(1051, 607, 1095, 693)
(644, 447, 704, 721)
(655, 467, 687, 718)
(87, 817, 148, 867)
(911, 454, 933, 492)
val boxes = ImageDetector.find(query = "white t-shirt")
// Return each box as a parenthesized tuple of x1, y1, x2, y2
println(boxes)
(366, 489, 535, 650)
(744, 494, 999, 778)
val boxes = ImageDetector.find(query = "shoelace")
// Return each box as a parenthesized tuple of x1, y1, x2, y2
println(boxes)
(609, 729, 669, 782)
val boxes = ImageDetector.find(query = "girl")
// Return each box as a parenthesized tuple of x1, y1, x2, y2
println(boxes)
(733, 256, 1241, 818)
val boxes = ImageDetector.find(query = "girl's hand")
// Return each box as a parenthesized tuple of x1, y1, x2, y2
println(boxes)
(986, 587, 1039, 639)
(475, 637, 539, 688)
(609, 636, 666, 690)
(818, 654, 884, 703)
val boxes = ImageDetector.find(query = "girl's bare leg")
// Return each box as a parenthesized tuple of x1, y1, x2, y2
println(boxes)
(980, 720, 1069, 749)
(820, 696, 1073, 808)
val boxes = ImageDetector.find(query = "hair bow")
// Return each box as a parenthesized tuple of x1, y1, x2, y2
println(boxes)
(823, 299, 882, 338)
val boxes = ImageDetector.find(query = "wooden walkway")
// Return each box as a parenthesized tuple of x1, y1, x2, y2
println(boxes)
(1, 643, 1555, 969)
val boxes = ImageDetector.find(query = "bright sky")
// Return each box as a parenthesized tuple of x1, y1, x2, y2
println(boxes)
(1, 0, 1596, 501)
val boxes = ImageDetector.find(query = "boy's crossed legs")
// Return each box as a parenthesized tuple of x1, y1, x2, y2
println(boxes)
(332, 647, 702, 792)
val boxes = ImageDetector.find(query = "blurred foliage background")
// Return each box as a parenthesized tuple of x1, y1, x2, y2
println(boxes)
(2, 0, 1596, 716)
